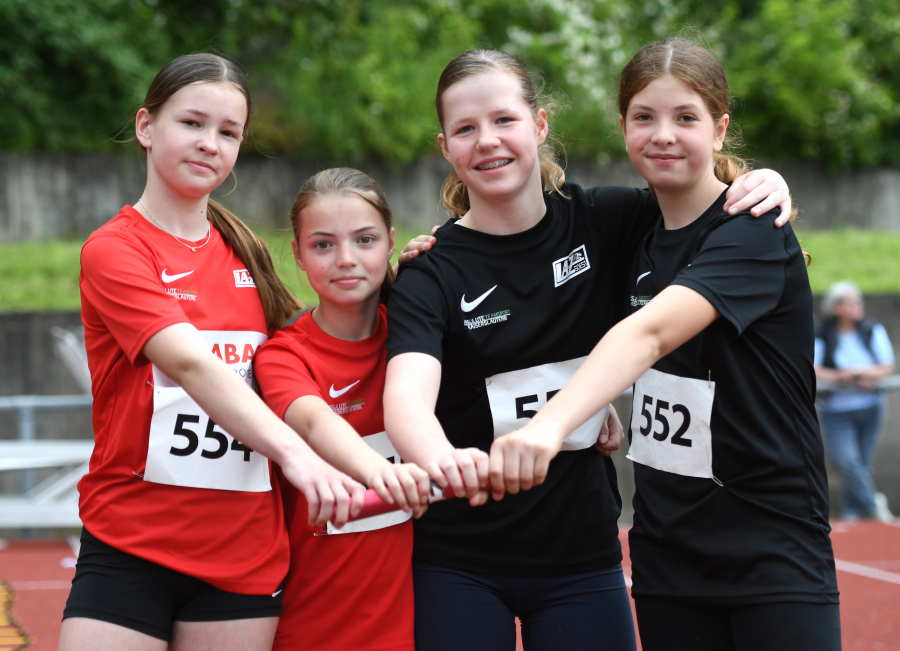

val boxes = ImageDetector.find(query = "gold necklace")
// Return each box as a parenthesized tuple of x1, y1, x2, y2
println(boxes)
(138, 199, 211, 252)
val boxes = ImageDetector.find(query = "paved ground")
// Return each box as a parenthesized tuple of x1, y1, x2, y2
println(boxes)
(1, 522, 898, 650)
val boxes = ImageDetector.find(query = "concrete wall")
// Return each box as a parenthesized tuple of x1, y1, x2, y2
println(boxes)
(3, 152, 900, 241)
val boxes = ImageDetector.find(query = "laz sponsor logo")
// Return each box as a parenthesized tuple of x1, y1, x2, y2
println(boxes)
(552, 245, 590, 287)
(233, 269, 256, 287)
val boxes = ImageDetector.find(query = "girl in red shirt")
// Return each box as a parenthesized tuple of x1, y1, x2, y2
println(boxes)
(254, 168, 431, 651)
(60, 54, 366, 651)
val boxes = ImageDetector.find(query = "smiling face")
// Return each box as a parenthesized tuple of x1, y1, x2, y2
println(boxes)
(136, 81, 247, 200)
(292, 194, 395, 311)
(620, 74, 728, 194)
(437, 70, 548, 206)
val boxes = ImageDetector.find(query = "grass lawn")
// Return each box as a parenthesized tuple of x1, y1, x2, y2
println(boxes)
(1, 227, 899, 312)
(0, 226, 424, 312)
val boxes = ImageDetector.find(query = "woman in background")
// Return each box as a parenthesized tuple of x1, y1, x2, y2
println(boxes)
(815, 280, 895, 522)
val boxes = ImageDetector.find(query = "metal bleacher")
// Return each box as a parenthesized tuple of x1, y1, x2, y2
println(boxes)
(0, 327, 93, 529)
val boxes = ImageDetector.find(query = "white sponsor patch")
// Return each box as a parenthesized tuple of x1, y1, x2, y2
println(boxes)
(463, 310, 510, 330)
(485, 356, 608, 451)
(553, 245, 590, 287)
(627, 367, 716, 480)
(233, 269, 256, 287)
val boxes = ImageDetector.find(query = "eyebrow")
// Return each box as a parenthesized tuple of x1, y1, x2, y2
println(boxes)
(183, 108, 243, 128)
(630, 103, 702, 112)
(306, 225, 381, 238)
(447, 106, 522, 128)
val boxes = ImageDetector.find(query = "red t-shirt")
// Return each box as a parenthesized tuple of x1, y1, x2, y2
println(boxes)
(78, 205, 288, 594)
(255, 306, 414, 651)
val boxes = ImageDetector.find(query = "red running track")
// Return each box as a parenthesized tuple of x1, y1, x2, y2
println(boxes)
(1, 522, 897, 650)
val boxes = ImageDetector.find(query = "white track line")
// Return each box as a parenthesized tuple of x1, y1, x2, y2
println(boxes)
(10, 580, 72, 590)
(834, 559, 900, 586)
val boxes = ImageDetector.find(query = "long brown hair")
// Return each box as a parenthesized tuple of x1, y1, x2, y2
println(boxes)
(289, 168, 396, 305)
(435, 50, 567, 218)
(140, 53, 302, 331)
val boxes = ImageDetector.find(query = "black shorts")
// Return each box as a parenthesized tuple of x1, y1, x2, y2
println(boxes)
(62, 528, 283, 641)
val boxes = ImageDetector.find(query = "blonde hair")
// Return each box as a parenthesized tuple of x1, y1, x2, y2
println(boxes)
(435, 50, 567, 218)
(289, 168, 395, 304)
(140, 53, 302, 332)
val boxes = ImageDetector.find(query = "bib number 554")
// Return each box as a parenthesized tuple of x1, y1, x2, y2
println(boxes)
(638, 395, 692, 447)
(170, 414, 254, 461)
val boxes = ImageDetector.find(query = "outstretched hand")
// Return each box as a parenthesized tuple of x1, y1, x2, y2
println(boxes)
(367, 462, 433, 519)
(426, 447, 490, 507)
(488, 424, 564, 501)
(281, 452, 368, 529)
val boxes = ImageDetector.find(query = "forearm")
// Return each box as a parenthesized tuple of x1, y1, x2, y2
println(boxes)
(286, 397, 391, 485)
(173, 354, 316, 467)
(383, 353, 454, 466)
(532, 285, 719, 441)
(814, 365, 850, 382)
(862, 363, 894, 378)
(531, 320, 664, 441)
(384, 385, 454, 466)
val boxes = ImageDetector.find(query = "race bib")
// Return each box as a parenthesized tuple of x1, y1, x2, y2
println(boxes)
(627, 367, 715, 479)
(144, 330, 271, 492)
(485, 357, 609, 451)
(326, 431, 412, 535)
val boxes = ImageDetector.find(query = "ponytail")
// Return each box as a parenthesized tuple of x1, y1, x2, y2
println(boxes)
(440, 147, 567, 218)
(713, 152, 749, 184)
(207, 199, 303, 333)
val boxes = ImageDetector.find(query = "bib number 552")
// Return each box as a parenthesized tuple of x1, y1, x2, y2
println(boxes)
(638, 395, 692, 447)
(170, 414, 254, 461)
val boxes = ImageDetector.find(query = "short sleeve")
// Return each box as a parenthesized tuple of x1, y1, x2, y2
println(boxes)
(386, 265, 448, 363)
(814, 339, 825, 366)
(254, 338, 322, 420)
(871, 324, 895, 365)
(580, 185, 658, 261)
(672, 211, 790, 335)
(80, 234, 189, 365)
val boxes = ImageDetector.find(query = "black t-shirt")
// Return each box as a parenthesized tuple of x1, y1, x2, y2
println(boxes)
(626, 190, 838, 604)
(386, 182, 657, 575)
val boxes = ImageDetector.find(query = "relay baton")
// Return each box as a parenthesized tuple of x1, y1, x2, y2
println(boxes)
(333, 480, 450, 523)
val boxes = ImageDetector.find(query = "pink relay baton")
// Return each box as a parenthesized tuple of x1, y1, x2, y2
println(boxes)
(334, 481, 450, 523)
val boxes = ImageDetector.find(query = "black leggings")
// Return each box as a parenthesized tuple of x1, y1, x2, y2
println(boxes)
(635, 597, 841, 651)
(413, 559, 637, 651)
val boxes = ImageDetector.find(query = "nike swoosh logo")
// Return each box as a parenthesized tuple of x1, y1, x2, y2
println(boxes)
(460, 285, 498, 312)
(329, 380, 360, 399)
(272, 589, 283, 597)
(161, 269, 194, 283)
(636, 271, 651, 285)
